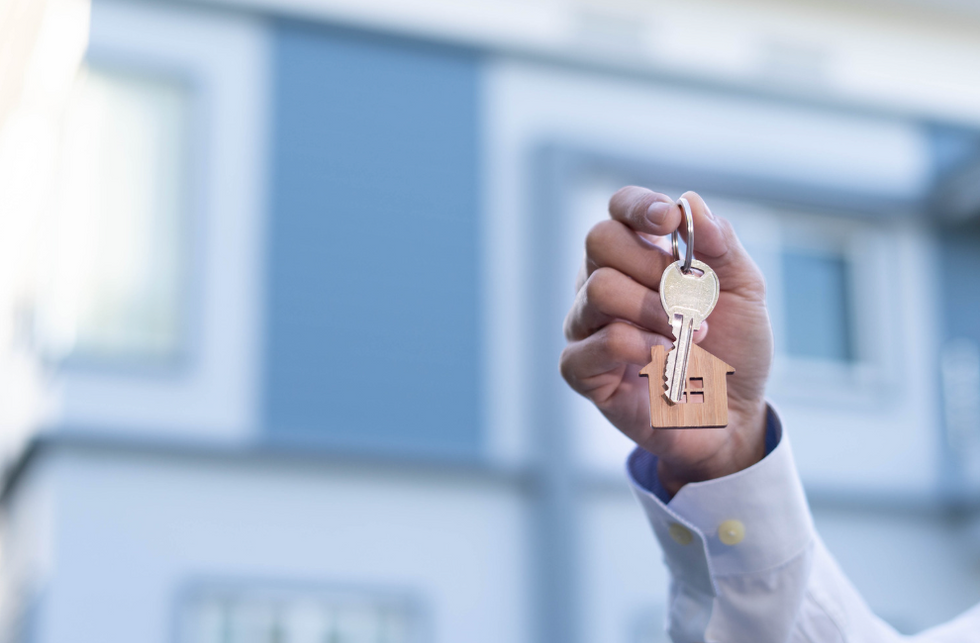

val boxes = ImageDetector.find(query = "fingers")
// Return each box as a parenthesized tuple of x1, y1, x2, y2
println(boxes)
(565, 265, 714, 341)
(565, 266, 710, 346)
(584, 219, 676, 291)
(565, 267, 668, 340)
(590, 186, 765, 298)
(560, 321, 671, 399)
(608, 186, 681, 236)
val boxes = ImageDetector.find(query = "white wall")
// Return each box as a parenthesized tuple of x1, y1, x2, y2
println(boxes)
(579, 490, 671, 643)
(813, 504, 980, 633)
(22, 448, 531, 643)
(195, 0, 980, 125)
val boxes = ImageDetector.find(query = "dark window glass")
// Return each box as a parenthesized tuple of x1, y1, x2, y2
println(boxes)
(782, 250, 854, 362)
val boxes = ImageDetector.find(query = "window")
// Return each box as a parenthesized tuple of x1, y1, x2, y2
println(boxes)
(181, 586, 418, 643)
(37, 65, 190, 364)
(782, 249, 854, 362)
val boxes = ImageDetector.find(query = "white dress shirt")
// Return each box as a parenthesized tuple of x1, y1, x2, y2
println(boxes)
(627, 408, 980, 642)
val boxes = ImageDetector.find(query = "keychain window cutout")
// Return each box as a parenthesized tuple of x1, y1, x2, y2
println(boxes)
(686, 377, 704, 404)
(673, 379, 706, 404)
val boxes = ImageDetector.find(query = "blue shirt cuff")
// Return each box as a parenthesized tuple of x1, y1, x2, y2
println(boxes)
(630, 405, 782, 503)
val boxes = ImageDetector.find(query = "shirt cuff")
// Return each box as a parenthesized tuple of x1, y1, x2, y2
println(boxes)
(626, 406, 814, 595)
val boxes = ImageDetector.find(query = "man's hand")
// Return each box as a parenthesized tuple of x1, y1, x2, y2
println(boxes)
(560, 187, 774, 495)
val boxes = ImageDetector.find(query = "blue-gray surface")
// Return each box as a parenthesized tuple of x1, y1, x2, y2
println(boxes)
(265, 22, 482, 458)
(782, 250, 854, 362)
(941, 224, 980, 345)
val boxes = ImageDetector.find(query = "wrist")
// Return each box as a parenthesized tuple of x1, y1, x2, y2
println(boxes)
(656, 399, 768, 496)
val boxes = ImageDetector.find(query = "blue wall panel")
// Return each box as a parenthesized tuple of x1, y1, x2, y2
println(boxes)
(265, 23, 482, 458)
(942, 224, 980, 346)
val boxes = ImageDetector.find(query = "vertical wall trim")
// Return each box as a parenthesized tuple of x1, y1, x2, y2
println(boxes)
(528, 146, 583, 643)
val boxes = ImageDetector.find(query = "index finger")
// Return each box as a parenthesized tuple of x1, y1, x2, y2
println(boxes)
(608, 186, 682, 236)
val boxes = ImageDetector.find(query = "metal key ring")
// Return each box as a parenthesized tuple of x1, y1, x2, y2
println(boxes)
(671, 197, 694, 274)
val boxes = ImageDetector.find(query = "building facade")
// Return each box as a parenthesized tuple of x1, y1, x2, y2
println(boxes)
(2, 0, 980, 641)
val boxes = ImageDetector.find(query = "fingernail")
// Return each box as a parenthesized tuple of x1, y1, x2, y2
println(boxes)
(647, 201, 670, 224)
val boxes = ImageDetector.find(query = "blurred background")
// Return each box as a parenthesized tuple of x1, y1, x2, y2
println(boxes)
(2, 0, 980, 641)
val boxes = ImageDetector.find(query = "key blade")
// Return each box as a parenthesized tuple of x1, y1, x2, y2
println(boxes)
(666, 316, 695, 403)
(658, 260, 720, 405)
(662, 316, 683, 396)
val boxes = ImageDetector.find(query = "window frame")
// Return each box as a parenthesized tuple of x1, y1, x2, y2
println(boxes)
(37, 0, 271, 443)
(175, 579, 428, 643)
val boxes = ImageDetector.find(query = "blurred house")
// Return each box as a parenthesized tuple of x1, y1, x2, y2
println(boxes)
(2, 0, 980, 641)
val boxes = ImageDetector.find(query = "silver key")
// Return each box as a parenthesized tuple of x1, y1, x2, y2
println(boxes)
(660, 259, 720, 403)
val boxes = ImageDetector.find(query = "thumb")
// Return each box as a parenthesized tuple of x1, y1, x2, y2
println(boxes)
(680, 191, 765, 298)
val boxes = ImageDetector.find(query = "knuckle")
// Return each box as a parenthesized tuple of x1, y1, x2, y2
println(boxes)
(562, 308, 577, 341)
(584, 220, 622, 259)
(558, 346, 577, 385)
(608, 185, 641, 211)
(600, 321, 632, 356)
(583, 267, 615, 307)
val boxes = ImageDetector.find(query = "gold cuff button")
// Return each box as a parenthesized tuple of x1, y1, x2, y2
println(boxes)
(718, 519, 745, 545)
(668, 523, 693, 545)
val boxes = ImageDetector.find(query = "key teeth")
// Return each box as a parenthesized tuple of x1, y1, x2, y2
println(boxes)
(662, 345, 677, 394)
(663, 315, 682, 395)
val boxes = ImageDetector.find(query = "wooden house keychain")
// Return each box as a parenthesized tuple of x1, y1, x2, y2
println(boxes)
(639, 197, 735, 429)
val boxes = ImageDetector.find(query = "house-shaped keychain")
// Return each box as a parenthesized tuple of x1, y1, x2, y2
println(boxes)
(639, 344, 735, 429)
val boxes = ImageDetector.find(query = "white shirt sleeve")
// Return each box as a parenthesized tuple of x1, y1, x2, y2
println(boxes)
(626, 409, 980, 642)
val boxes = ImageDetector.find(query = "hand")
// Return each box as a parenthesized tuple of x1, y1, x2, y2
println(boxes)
(559, 187, 774, 495)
